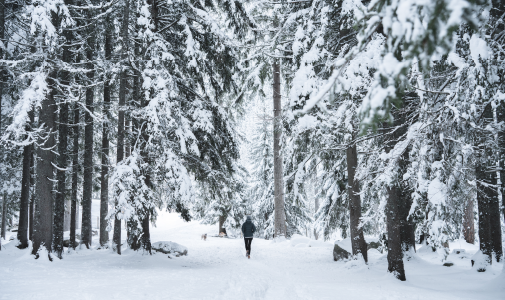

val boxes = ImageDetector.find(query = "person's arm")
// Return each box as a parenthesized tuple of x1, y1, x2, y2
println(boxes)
(252, 223, 256, 234)
(241, 223, 245, 234)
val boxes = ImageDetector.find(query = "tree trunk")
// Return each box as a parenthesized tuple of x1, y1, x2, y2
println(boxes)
(113, 0, 130, 254)
(53, 96, 68, 258)
(0, 0, 4, 251)
(219, 214, 226, 234)
(272, 62, 286, 238)
(1, 191, 6, 240)
(80, 11, 96, 248)
(29, 139, 35, 241)
(488, 183, 503, 262)
(476, 164, 494, 265)
(70, 103, 79, 250)
(463, 197, 475, 244)
(476, 102, 503, 265)
(17, 138, 31, 248)
(32, 73, 57, 257)
(346, 141, 367, 262)
(141, 211, 151, 254)
(385, 183, 406, 281)
(99, 12, 112, 248)
(398, 150, 416, 253)
(53, 28, 72, 256)
(314, 194, 319, 240)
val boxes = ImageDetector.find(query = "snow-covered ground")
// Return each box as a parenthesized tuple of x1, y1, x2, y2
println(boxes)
(1, 211, 503, 300)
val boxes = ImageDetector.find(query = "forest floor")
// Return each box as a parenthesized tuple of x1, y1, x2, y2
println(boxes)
(0, 210, 503, 300)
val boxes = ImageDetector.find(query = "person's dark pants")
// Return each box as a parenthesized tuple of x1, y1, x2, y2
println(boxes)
(244, 238, 253, 254)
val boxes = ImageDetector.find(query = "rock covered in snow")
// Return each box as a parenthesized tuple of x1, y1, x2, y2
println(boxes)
(471, 250, 489, 272)
(333, 244, 350, 261)
(152, 241, 188, 258)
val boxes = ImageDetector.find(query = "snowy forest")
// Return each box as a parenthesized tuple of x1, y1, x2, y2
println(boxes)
(0, 0, 504, 298)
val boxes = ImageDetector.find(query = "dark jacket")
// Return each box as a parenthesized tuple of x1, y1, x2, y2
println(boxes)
(242, 217, 256, 238)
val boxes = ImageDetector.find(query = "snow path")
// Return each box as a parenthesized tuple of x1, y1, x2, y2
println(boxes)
(1, 211, 503, 300)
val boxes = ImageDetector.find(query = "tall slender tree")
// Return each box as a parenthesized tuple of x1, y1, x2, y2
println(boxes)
(273, 62, 286, 238)
(113, 0, 130, 254)
(80, 3, 97, 248)
(99, 10, 113, 248)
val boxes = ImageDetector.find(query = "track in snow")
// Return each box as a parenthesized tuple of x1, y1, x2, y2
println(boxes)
(0, 211, 503, 300)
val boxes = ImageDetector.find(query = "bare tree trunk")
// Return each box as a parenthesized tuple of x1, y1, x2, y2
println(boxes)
(314, 195, 319, 240)
(53, 96, 68, 258)
(398, 150, 416, 254)
(463, 197, 475, 244)
(0, 0, 4, 250)
(219, 214, 226, 234)
(80, 8, 96, 248)
(476, 164, 494, 266)
(29, 139, 35, 241)
(273, 62, 286, 238)
(99, 12, 112, 248)
(113, 0, 130, 254)
(53, 19, 72, 257)
(17, 137, 31, 248)
(476, 104, 503, 265)
(385, 183, 406, 281)
(1, 192, 6, 240)
(70, 104, 79, 249)
(141, 211, 151, 254)
(32, 73, 57, 257)
(346, 141, 367, 262)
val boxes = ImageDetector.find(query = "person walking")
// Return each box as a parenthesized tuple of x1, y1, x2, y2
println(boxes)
(241, 216, 256, 259)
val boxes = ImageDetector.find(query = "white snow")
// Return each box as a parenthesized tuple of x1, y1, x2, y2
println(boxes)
(469, 34, 489, 67)
(0, 211, 503, 299)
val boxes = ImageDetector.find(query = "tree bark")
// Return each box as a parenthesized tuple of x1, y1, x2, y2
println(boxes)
(70, 103, 79, 249)
(99, 12, 112, 248)
(80, 10, 96, 248)
(476, 164, 494, 265)
(113, 0, 130, 254)
(32, 73, 57, 257)
(462, 197, 475, 244)
(53, 19, 72, 256)
(0, 0, 4, 250)
(1, 191, 6, 240)
(218, 214, 226, 234)
(29, 140, 35, 241)
(17, 137, 31, 248)
(398, 150, 416, 253)
(385, 183, 406, 281)
(346, 141, 367, 262)
(273, 62, 286, 238)
(53, 94, 68, 258)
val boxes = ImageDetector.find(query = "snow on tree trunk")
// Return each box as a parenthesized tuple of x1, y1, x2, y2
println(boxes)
(273, 62, 286, 238)
(346, 140, 367, 262)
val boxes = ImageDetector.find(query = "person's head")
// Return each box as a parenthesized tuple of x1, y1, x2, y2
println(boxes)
(246, 215, 252, 221)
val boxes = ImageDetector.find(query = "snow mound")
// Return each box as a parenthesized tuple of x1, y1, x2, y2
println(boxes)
(289, 234, 331, 248)
(151, 241, 188, 257)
